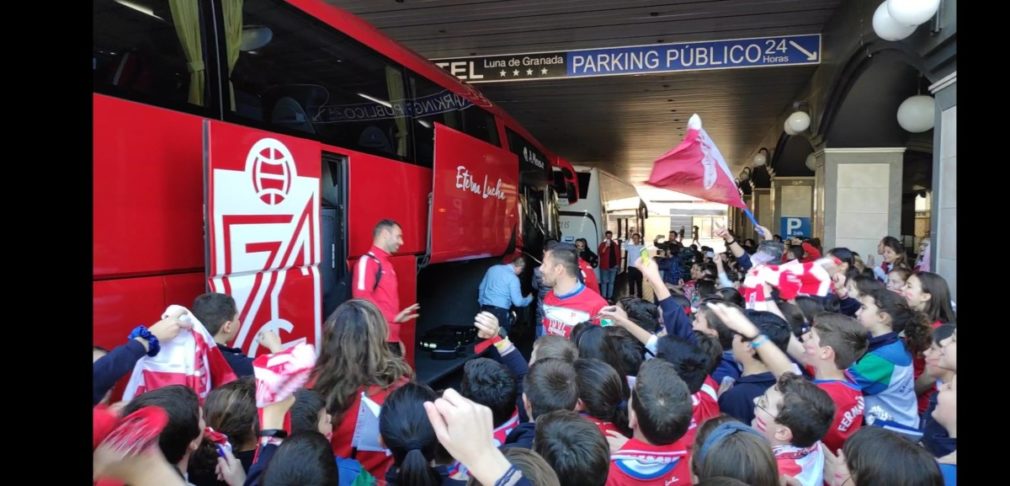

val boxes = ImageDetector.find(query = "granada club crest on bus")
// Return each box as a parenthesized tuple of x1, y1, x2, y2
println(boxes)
(247, 138, 296, 206)
(206, 122, 322, 357)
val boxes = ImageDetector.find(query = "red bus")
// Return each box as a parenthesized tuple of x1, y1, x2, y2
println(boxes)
(93, 0, 574, 383)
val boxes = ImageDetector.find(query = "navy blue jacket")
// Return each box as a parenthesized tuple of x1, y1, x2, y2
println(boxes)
(504, 422, 536, 449)
(219, 344, 255, 377)
(487, 342, 531, 423)
(718, 371, 777, 425)
(93, 339, 147, 405)
(920, 388, 957, 457)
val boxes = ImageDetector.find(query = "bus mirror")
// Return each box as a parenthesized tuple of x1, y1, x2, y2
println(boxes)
(566, 182, 578, 203)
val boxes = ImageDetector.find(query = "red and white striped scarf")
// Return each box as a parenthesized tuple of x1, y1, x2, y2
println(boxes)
(123, 305, 237, 404)
(253, 342, 316, 407)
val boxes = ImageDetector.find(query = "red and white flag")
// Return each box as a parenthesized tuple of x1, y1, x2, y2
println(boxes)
(122, 305, 237, 404)
(646, 114, 747, 209)
(742, 258, 837, 311)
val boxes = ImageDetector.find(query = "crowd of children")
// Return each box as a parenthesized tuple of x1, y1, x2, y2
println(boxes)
(93, 227, 956, 486)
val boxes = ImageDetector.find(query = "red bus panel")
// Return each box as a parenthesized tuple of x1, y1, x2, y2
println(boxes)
(429, 124, 519, 264)
(93, 272, 205, 348)
(343, 148, 431, 259)
(93, 95, 204, 278)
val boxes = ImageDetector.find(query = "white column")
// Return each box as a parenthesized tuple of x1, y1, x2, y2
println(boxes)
(930, 72, 957, 301)
(823, 148, 905, 261)
(772, 177, 815, 237)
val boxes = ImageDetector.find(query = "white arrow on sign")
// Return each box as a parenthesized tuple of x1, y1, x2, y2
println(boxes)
(788, 40, 817, 61)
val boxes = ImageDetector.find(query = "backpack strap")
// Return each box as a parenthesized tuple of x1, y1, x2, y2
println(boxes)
(366, 252, 383, 292)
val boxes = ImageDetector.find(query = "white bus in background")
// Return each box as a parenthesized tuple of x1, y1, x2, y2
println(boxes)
(552, 166, 648, 275)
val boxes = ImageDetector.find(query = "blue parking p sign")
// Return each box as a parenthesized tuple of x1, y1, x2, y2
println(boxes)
(781, 217, 811, 237)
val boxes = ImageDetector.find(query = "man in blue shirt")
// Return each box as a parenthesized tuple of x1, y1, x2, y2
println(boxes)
(478, 256, 532, 332)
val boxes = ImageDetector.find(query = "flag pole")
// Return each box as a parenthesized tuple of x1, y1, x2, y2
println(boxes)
(743, 207, 760, 228)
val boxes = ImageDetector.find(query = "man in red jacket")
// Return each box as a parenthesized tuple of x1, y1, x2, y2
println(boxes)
(597, 231, 621, 302)
(352, 219, 419, 354)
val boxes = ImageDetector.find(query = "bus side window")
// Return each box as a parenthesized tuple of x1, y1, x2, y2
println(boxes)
(460, 106, 500, 146)
(225, 0, 412, 162)
(263, 85, 331, 136)
(93, 0, 211, 114)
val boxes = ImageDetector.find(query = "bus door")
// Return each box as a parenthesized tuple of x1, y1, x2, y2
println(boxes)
(204, 120, 324, 356)
(320, 152, 349, 320)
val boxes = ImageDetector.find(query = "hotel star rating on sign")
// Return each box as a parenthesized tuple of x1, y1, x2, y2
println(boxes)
(500, 68, 550, 77)
(430, 54, 565, 83)
(433, 52, 566, 83)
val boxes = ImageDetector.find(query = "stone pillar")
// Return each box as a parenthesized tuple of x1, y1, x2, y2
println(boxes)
(822, 148, 904, 261)
(772, 177, 815, 237)
(930, 72, 956, 300)
(752, 188, 772, 233)
(810, 149, 826, 240)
